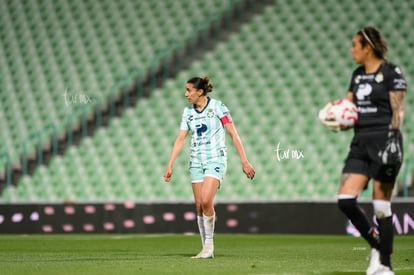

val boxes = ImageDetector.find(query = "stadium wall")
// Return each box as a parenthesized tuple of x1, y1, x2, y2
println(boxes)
(0, 201, 413, 235)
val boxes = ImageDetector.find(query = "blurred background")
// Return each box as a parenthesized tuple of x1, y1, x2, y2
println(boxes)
(0, 0, 413, 233)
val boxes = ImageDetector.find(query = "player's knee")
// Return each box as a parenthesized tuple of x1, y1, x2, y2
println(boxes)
(201, 199, 214, 213)
(373, 200, 392, 219)
(337, 195, 357, 214)
(195, 201, 203, 215)
(201, 200, 212, 211)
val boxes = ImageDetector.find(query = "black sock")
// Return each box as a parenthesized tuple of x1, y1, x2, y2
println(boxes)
(378, 216, 393, 269)
(338, 198, 380, 249)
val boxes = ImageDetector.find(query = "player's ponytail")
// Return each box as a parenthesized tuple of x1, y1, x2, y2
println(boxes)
(202, 76, 213, 94)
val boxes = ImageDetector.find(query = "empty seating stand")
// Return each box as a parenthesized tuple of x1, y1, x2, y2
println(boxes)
(1, 0, 413, 202)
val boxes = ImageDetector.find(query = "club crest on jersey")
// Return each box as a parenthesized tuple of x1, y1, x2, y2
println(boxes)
(207, 109, 215, 118)
(375, 72, 383, 83)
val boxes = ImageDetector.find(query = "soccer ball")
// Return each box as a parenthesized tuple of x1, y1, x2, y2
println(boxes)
(328, 99, 358, 130)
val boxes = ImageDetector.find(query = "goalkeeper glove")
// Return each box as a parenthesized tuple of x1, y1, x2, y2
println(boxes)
(318, 102, 340, 132)
(378, 129, 403, 165)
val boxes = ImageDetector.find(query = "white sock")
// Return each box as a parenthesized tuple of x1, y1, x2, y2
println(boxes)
(197, 216, 205, 247)
(373, 200, 392, 219)
(203, 213, 215, 245)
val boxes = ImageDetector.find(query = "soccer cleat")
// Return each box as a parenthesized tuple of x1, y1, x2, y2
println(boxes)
(191, 243, 214, 259)
(366, 248, 381, 275)
(372, 264, 394, 275)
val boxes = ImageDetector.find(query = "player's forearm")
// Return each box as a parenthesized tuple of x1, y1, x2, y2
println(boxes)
(167, 138, 185, 168)
(231, 135, 249, 164)
(389, 91, 405, 129)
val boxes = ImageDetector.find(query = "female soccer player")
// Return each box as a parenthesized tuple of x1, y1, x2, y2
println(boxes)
(164, 76, 255, 259)
(320, 26, 406, 275)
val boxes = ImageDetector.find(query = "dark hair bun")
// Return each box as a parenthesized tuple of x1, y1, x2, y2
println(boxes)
(202, 76, 213, 93)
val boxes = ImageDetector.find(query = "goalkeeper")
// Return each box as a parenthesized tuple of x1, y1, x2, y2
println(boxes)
(319, 26, 406, 275)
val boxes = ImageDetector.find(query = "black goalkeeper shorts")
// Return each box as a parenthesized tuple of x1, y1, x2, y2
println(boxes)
(342, 129, 403, 184)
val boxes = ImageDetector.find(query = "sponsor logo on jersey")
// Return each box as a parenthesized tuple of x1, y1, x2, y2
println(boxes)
(355, 83, 378, 114)
(188, 114, 206, 121)
(357, 106, 378, 113)
(355, 75, 361, 84)
(395, 67, 402, 75)
(356, 83, 373, 100)
(394, 79, 406, 90)
(355, 74, 376, 84)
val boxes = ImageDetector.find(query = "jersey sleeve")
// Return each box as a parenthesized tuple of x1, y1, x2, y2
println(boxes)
(216, 101, 232, 125)
(386, 65, 407, 92)
(179, 108, 189, 130)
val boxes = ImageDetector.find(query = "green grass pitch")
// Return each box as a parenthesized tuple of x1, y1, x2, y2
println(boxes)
(0, 234, 413, 274)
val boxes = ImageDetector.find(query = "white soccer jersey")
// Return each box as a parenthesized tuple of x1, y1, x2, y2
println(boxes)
(180, 97, 232, 163)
